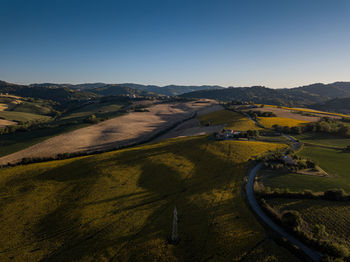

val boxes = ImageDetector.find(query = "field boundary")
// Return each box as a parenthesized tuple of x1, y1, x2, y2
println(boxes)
(245, 137, 322, 261)
(0, 111, 199, 168)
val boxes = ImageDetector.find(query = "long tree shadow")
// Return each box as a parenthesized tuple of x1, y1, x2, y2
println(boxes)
(110, 137, 258, 261)
(9, 136, 261, 261)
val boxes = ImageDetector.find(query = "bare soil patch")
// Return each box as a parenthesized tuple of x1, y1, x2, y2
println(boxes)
(0, 103, 8, 111)
(0, 101, 218, 165)
(0, 119, 17, 128)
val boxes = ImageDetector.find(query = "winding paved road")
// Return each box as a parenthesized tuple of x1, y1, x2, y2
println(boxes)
(246, 136, 322, 262)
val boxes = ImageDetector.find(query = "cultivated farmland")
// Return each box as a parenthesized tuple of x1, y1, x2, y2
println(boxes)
(261, 133, 350, 193)
(266, 198, 350, 253)
(0, 136, 295, 261)
(257, 117, 309, 128)
(0, 101, 218, 165)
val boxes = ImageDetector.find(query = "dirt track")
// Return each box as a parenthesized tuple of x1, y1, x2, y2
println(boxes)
(0, 101, 218, 165)
(154, 104, 224, 141)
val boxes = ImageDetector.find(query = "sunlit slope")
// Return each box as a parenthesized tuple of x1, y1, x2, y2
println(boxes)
(0, 136, 293, 261)
(199, 109, 261, 131)
(265, 105, 350, 118)
(258, 117, 309, 128)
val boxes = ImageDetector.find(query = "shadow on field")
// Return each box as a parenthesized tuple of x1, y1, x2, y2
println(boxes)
(1, 137, 253, 261)
(111, 138, 245, 261)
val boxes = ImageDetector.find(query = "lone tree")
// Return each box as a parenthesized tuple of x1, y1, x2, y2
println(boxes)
(171, 206, 179, 244)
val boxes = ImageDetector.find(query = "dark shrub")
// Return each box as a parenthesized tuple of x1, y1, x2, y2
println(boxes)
(281, 210, 303, 231)
(84, 114, 99, 123)
(306, 159, 316, 168)
(324, 189, 346, 201)
(291, 126, 302, 134)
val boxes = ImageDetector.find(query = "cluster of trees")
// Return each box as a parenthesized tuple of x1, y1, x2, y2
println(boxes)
(0, 119, 48, 135)
(131, 105, 150, 112)
(341, 117, 350, 123)
(259, 150, 316, 172)
(273, 117, 350, 137)
(246, 110, 276, 118)
(225, 100, 254, 106)
(258, 187, 350, 202)
(245, 129, 260, 137)
(272, 125, 303, 135)
(259, 198, 350, 259)
(292, 110, 317, 117)
(83, 114, 99, 124)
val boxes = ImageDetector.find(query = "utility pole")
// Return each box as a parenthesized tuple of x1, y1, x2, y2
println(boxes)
(171, 206, 178, 244)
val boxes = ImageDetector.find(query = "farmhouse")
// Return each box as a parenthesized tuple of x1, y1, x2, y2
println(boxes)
(282, 155, 296, 165)
(215, 129, 241, 140)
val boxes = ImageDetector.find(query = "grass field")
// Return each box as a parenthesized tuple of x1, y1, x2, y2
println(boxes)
(12, 102, 53, 115)
(267, 198, 350, 251)
(294, 133, 350, 148)
(61, 102, 126, 121)
(199, 109, 262, 131)
(262, 144, 350, 193)
(0, 96, 55, 116)
(257, 117, 309, 128)
(0, 136, 296, 261)
(0, 111, 51, 123)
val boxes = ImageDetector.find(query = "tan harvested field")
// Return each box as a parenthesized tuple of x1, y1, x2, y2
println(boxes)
(0, 101, 218, 165)
(0, 103, 8, 111)
(0, 94, 22, 99)
(154, 104, 224, 141)
(248, 106, 320, 122)
(0, 119, 17, 129)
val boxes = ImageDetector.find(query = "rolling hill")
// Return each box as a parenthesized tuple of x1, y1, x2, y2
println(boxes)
(0, 135, 292, 261)
(71, 83, 224, 96)
(310, 97, 350, 114)
(89, 84, 155, 97)
(3, 80, 350, 110)
(180, 82, 350, 107)
(0, 81, 97, 102)
(181, 86, 296, 105)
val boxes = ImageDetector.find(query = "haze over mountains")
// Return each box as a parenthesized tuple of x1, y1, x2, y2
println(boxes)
(180, 82, 350, 106)
(1, 80, 350, 113)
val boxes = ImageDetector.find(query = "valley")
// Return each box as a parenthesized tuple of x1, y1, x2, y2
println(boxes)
(0, 80, 350, 261)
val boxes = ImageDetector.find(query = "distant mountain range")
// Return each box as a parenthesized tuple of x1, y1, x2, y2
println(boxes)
(0, 81, 97, 102)
(1, 80, 350, 113)
(0, 81, 224, 101)
(72, 83, 224, 96)
(180, 82, 350, 107)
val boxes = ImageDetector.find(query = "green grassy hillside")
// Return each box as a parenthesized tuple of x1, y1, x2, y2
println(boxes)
(294, 133, 350, 148)
(0, 111, 51, 122)
(61, 101, 127, 121)
(0, 136, 296, 261)
(199, 109, 261, 131)
(262, 142, 350, 193)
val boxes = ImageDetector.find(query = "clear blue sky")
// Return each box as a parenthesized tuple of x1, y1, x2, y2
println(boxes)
(1, 0, 350, 88)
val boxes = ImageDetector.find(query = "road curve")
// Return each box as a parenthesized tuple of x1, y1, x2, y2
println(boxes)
(246, 163, 322, 261)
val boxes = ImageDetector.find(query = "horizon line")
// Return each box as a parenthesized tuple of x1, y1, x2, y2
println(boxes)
(1, 79, 349, 90)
